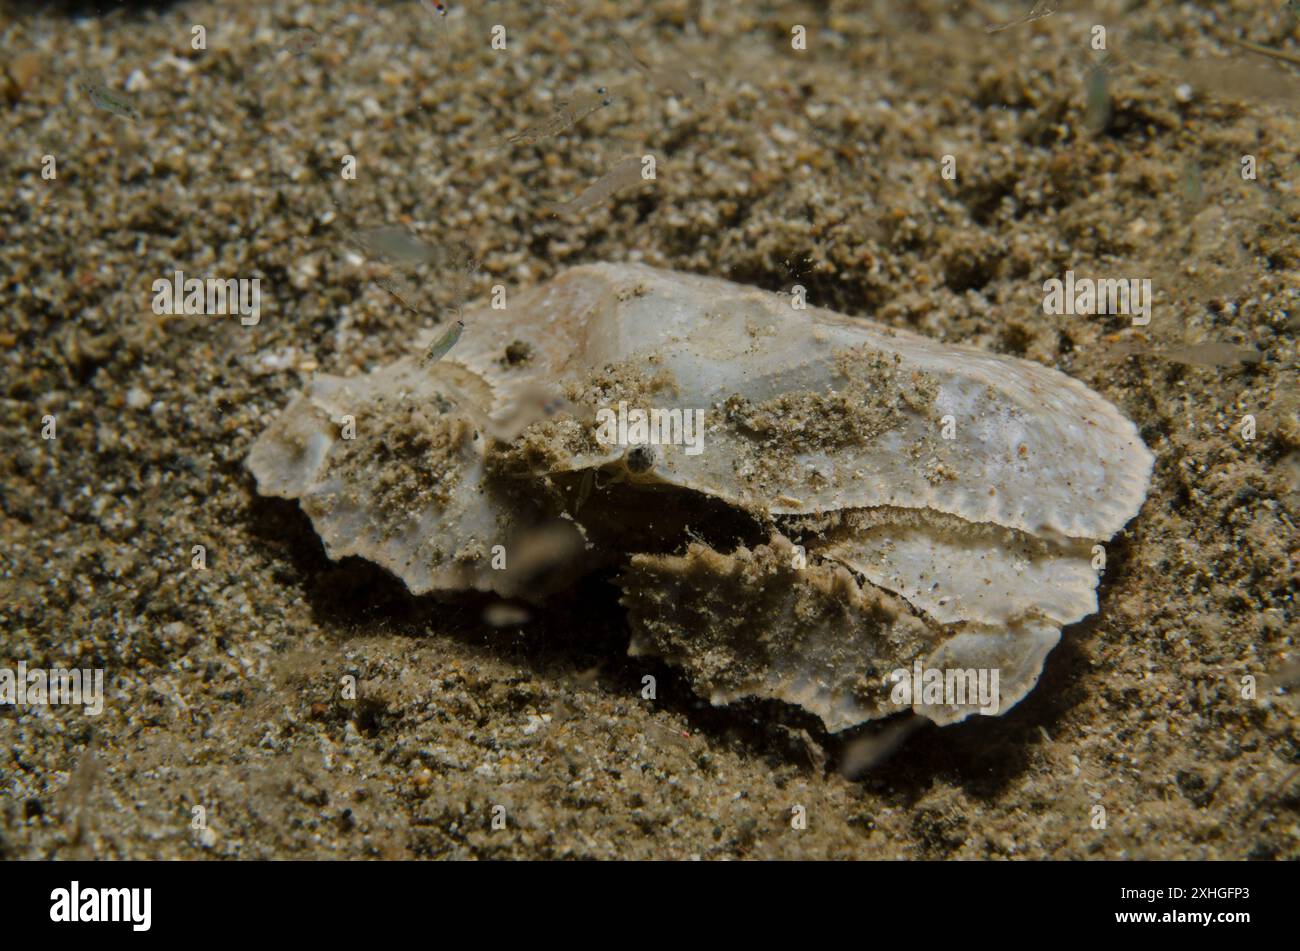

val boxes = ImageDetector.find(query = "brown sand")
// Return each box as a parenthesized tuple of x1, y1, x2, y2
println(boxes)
(0, 0, 1296, 858)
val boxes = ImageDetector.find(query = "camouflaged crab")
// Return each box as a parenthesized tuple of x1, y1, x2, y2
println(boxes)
(248, 263, 1153, 730)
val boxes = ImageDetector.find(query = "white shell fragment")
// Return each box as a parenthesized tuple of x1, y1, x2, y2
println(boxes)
(248, 263, 1154, 730)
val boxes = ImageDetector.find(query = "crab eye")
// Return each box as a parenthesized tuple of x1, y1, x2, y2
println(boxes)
(625, 445, 656, 474)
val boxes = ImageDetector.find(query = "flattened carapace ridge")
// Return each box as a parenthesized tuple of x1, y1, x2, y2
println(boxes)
(248, 263, 1154, 730)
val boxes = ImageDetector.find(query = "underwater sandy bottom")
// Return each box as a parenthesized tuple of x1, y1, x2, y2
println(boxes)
(0, 0, 1297, 858)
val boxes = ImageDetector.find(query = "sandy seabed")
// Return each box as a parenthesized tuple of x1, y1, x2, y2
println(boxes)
(0, 0, 1297, 859)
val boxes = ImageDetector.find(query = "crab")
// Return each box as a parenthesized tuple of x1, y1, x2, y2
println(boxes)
(248, 263, 1153, 730)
